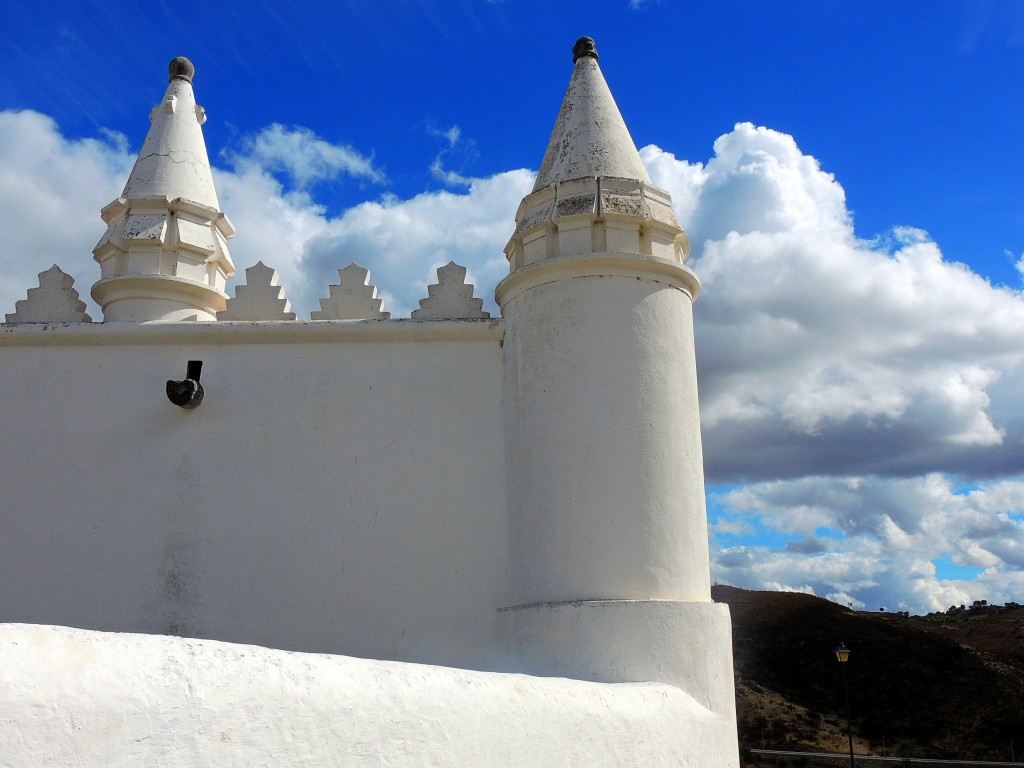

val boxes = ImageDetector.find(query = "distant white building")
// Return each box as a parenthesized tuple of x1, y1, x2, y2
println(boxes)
(0, 37, 738, 767)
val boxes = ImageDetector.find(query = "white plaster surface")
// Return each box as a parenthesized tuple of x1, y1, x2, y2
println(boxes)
(0, 39, 741, 768)
(0, 623, 731, 767)
(500, 267, 710, 605)
(500, 599, 736, 717)
(0, 320, 509, 671)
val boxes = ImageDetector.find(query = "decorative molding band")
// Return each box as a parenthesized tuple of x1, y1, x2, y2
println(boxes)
(498, 598, 711, 613)
(0, 317, 504, 347)
(495, 251, 701, 309)
(91, 273, 230, 310)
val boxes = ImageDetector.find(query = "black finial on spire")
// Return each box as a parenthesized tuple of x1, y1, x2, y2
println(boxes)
(168, 56, 195, 83)
(573, 37, 599, 63)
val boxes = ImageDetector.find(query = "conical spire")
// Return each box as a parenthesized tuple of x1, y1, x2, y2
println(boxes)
(532, 37, 651, 191)
(120, 56, 220, 209)
(501, 38, 687, 275)
(92, 57, 235, 322)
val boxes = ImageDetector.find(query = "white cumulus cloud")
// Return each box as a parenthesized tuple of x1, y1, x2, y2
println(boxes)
(0, 112, 525, 321)
(297, 171, 532, 317)
(215, 161, 531, 317)
(222, 123, 386, 189)
(711, 474, 1024, 612)
(641, 122, 1024, 610)
(0, 110, 133, 319)
(643, 123, 1024, 483)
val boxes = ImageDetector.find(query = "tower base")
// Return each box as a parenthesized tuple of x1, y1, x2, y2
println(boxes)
(500, 599, 739, 765)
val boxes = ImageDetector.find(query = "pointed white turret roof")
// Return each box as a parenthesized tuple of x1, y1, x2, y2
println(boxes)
(91, 57, 234, 322)
(533, 37, 652, 191)
(499, 37, 690, 280)
(121, 57, 220, 208)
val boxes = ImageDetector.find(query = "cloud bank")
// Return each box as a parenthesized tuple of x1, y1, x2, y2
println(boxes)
(642, 123, 1024, 612)
(643, 126, 1024, 483)
(0, 110, 132, 319)
(2, 109, 1022, 613)
(711, 474, 1024, 613)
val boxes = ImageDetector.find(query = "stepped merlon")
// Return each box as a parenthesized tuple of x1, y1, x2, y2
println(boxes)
(91, 57, 235, 322)
(5, 265, 92, 324)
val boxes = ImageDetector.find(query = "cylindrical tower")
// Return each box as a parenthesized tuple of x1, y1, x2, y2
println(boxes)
(497, 47, 738, 755)
(498, 36, 710, 606)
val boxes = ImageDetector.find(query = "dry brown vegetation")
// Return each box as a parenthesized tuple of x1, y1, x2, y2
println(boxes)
(712, 586, 1024, 761)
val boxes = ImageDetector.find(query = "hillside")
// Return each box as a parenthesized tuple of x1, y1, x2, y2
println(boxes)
(712, 586, 1024, 761)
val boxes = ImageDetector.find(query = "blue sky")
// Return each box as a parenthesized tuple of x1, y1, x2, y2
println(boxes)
(8, 0, 1024, 286)
(3, 0, 1024, 613)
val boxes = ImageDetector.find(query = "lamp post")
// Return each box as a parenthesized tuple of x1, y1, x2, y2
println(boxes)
(835, 642, 855, 768)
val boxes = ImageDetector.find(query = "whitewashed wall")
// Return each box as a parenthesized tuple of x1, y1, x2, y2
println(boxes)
(0, 320, 509, 671)
(0, 623, 736, 768)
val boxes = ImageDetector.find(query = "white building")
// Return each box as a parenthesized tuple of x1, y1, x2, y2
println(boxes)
(0, 38, 738, 767)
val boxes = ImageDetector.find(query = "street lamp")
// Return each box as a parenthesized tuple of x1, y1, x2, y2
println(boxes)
(835, 642, 855, 768)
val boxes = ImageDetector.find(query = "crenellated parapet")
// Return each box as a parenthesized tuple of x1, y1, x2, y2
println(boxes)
(7, 260, 491, 323)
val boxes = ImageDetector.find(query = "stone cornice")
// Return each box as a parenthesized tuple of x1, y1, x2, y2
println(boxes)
(495, 251, 700, 308)
(0, 317, 504, 347)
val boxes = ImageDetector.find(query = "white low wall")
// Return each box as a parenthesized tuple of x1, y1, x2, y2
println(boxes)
(0, 623, 733, 768)
(0, 320, 509, 671)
